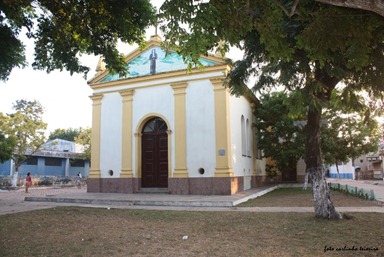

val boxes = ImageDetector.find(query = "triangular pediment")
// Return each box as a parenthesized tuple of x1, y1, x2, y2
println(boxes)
(91, 39, 226, 84)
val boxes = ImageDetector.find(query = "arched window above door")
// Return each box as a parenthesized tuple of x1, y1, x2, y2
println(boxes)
(142, 117, 168, 134)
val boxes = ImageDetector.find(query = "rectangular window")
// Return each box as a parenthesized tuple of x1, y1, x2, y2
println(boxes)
(71, 159, 85, 167)
(45, 158, 62, 166)
(25, 156, 38, 165)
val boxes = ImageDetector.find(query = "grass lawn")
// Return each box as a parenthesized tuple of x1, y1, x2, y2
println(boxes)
(238, 187, 384, 207)
(0, 188, 383, 257)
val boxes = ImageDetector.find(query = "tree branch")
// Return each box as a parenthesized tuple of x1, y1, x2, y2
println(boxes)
(271, 0, 301, 17)
(316, 0, 384, 17)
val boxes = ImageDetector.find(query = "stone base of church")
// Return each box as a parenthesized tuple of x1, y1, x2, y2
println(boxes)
(252, 175, 280, 187)
(252, 175, 303, 187)
(87, 175, 304, 194)
(87, 178, 140, 193)
(88, 176, 249, 195)
(168, 177, 243, 195)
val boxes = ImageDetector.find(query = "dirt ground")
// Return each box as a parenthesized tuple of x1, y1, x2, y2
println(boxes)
(1, 187, 383, 257)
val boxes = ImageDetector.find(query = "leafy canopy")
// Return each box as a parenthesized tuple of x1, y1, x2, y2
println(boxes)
(75, 128, 91, 161)
(0, 99, 47, 171)
(0, 133, 17, 163)
(160, 0, 384, 97)
(48, 127, 83, 142)
(0, 0, 156, 81)
(256, 91, 382, 172)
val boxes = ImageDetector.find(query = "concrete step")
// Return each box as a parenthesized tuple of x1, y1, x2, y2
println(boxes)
(138, 188, 169, 194)
(24, 196, 234, 207)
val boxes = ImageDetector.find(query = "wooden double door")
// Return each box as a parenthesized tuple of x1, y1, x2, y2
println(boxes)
(141, 117, 168, 188)
(281, 157, 297, 182)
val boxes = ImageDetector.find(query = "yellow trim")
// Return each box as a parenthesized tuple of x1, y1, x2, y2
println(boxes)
(89, 94, 103, 178)
(171, 82, 189, 178)
(120, 90, 135, 178)
(134, 114, 172, 180)
(211, 78, 233, 177)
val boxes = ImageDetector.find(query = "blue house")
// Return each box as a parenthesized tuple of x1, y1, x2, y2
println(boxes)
(0, 139, 90, 178)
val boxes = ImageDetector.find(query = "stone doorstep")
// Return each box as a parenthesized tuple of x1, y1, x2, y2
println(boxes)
(138, 188, 170, 194)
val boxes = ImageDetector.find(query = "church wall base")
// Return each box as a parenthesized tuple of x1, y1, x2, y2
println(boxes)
(87, 178, 140, 193)
(252, 175, 271, 187)
(88, 176, 266, 195)
(169, 177, 243, 195)
(168, 178, 189, 194)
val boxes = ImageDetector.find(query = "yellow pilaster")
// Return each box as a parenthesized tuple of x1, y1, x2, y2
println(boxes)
(89, 94, 103, 178)
(171, 82, 189, 178)
(211, 78, 233, 177)
(251, 103, 257, 176)
(134, 132, 142, 178)
(120, 90, 135, 178)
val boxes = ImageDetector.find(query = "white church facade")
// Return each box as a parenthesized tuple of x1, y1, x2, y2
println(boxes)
(87, 36, 270, 195)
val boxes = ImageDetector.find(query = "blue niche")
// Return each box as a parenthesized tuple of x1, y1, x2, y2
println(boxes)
(101, 47, 218, 82)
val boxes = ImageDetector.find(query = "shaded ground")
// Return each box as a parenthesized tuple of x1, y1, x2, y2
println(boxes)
(0, 188, 383, 257)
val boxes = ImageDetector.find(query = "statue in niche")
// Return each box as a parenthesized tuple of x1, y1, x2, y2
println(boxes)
(149, 49, 157, 74)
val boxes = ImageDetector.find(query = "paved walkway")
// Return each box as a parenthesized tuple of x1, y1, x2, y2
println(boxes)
(1, 179, 384, 215)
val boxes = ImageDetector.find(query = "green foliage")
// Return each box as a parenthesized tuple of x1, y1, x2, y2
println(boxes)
(265, 164, 279, 178)
(48, 127, 82, 141)
(256, 91, 382, 171)
(0, 0, 156, 81)
(255, 91, 305, 172)
(321, 110, 381, 166)
(49, 127, 91, 160)
(160, 1, 384, 170)
(0, 133, 17, 163)
(75, 128, 91, 161)
(0, 99, 47, 171)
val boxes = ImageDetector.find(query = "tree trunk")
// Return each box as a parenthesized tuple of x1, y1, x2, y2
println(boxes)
(335, 162, 340, 179)
(303, 171, 309, 190)
(305, 104, 342, 219)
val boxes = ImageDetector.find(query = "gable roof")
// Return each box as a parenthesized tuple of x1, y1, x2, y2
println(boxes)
(88, 35, 229, 86)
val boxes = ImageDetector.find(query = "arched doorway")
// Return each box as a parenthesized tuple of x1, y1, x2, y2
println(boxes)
(141, 117, 168, 188)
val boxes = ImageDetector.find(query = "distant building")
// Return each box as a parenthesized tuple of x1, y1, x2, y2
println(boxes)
(0, 139, 89, 177)
(327, 142, 384, 180)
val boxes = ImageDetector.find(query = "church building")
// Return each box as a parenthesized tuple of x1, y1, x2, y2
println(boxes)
(86, 35, 268, 195)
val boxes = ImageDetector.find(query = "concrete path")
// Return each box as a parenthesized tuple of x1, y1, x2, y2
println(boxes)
(1, 180, 384, 215)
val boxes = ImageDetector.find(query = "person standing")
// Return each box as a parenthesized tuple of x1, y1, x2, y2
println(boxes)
(25, 172, 31, 193)
(76, 172, 82, 189)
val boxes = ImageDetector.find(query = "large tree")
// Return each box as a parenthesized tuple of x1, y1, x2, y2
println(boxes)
(256, 90, 382, 180)
(321, 91, 382, 174)
(0, 0, 156, 81)
(160, 0, 384, 218)
(0, 100, 47, 185)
